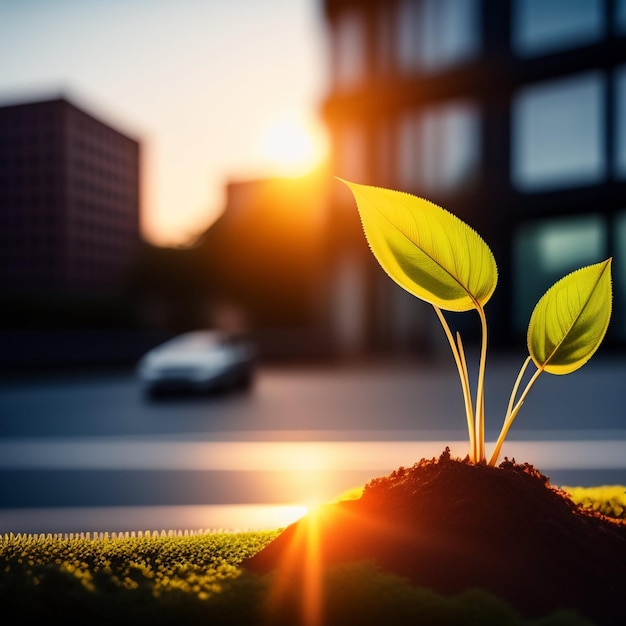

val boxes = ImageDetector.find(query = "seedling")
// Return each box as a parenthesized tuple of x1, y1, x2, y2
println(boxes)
(340, 179, 613, 466)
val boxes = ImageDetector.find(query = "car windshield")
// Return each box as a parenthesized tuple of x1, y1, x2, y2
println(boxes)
(166, 332, 230, 353)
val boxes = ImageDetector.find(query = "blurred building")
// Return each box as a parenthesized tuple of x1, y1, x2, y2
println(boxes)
(198, 171, 332, 360)
(321, 0, 626, 357)
(0, 95, 141, 295)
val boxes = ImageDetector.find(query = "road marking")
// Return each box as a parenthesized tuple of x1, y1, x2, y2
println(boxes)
(0, 504, 308, 533)
(1, 438, 625, 471)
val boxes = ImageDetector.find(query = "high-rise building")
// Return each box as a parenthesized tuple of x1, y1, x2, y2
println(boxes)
(321, 0, 626, 356)
(0, 95, 141, 295)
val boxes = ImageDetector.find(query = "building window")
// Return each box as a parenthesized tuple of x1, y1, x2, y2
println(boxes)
(615, 0, 626, 33)
(375, 3, 393, 74)
(422, 102, 480, 193)
(396, 101, 480, 193)
(335, 124, 367, 183)
(375, 119, 393, 187)
(332, 9, 366, 89)
(512, 215, 607, 332)
(395, 0, 480, 74)
(615, 65, 626, 179)
(423, 0, 480, 71)
(333, 251, 367, 355)
(613, 212, 626, 339)
(396, 0, 422, 72)
(396, 110, 421, 190)
(511, 71, 605, 192)
(512, 0, 605, 57)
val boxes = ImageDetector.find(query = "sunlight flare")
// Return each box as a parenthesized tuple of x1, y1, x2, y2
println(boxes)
(258, 111, 328, 175)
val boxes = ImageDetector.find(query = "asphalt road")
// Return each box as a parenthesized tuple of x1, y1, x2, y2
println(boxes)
(1, 352, 625, 534)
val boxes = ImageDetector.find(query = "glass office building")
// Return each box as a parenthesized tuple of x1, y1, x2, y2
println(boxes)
(321, 0, 626, 355)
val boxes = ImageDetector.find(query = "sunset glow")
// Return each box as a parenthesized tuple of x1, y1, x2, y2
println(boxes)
(258, 112, 328, 176)
(0, 1, 327, 247)
(265, 505, 325, 626)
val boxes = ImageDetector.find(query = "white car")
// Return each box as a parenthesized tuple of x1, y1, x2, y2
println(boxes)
(137, 330, 256, 397)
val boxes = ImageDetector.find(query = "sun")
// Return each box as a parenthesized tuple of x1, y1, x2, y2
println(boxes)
(258, 111, 328, 176)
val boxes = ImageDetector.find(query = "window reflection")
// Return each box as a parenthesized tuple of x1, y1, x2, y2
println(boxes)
(335, 124, 366, 183)
(395, 0, 480, 74)
(513, 0, 605, 57)
(396, 0, 422, 72)
(333, 252, 367, 355)
(616, 0, 626, 33)
(615, 65, 626, 179)
(423, 0, 480, 71)
(375, 2, 393, 74)
(613, 212, 626, 339)
(512, 71, 605, 192)
(396, 102, 480, 193)
(513, 215, 606, 332)
(396, 110, 421, 190)
(422, 102, 480, 193)
(375, 119, 393, 187)
(332, 9, 366, 88)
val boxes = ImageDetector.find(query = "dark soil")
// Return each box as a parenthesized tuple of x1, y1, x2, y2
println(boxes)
(243, 448, 626, 626)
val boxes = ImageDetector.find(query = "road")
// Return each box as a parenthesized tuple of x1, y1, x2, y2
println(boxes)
(1, 352, 625, 534)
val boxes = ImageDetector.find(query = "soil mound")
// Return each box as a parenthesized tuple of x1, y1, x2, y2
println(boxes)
(244, 449, 626, 625)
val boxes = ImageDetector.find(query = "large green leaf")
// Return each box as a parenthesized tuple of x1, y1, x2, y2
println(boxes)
(340, 179, 497, 312)
(528, 259, 612, 375)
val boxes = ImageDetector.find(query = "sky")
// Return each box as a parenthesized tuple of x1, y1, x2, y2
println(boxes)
(0, 0, 329, 247)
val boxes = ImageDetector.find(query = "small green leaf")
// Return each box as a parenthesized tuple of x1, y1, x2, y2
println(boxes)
(339, 179, 497, 312)
(528, 259, 612, 375)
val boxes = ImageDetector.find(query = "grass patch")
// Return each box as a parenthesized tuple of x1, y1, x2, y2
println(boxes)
(562, 485, 626, 519)
(0, 528, 279, 625)
(1, 506, 612, 626)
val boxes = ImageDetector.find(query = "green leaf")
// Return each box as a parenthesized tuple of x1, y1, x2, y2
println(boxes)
(339, 179, 497, 312)
(528, 259, 612, 375)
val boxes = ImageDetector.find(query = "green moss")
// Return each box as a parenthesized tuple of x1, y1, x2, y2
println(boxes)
(561, 485, 626, 519)
(0, 527, 598, 625)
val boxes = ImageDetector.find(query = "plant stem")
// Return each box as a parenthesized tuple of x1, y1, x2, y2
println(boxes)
(474, 305, 488, 463)
(433, 306, 476, 461)
(456, 330, 476, 460)
(488, 360, 543, 466)
(504, 356, 532, 429)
